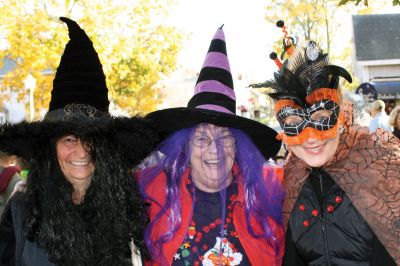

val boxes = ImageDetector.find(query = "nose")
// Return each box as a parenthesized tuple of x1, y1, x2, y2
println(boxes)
(306, 138, 318, 144)
(74, 141, 89, 158)
(208, 138, 218, 153)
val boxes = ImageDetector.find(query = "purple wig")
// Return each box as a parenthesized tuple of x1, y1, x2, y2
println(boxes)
(139, 124, 284, 261)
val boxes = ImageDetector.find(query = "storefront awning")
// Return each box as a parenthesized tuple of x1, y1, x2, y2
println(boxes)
(370, 81, 400, 100)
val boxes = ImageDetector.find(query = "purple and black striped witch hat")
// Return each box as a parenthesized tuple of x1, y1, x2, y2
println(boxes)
(146, 26, 281, 159)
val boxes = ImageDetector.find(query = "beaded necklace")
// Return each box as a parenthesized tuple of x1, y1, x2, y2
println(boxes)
(172, 177, 247, 266)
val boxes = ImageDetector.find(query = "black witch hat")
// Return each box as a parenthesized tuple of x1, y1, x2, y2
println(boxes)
(0, 17, 158, 164)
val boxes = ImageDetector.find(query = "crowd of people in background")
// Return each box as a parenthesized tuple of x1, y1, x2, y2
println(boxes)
(0, 17, 399, 266)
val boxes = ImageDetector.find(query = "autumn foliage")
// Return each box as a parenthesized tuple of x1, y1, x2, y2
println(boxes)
(0, 0, 184, 118)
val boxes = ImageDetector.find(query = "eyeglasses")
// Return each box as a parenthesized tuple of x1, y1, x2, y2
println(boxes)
(190, 135, 235, 148)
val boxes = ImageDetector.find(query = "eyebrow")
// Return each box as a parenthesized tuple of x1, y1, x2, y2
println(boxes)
(195, 128, 231, 135)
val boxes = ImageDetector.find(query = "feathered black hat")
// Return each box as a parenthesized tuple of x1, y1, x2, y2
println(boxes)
(0, 17, 159, 165)
(251, 41, 352, 107)
(250, 20, 352, 107)
(146, 26, 281, 160)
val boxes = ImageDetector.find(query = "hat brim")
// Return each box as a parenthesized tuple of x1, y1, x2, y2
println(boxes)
(146, 107, 281, 160)
(0, 117, 159, 165)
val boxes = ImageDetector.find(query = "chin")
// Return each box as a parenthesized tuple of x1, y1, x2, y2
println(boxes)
(300, 156, 328, 167)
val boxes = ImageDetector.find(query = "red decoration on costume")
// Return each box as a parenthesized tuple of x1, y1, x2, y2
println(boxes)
(209, 222, 216, 229)
(215, 218, 222, 225)
(299, 204, 306, 211)
(226, 217, 232, 223)
(327, 205, 334, 212)
(311, 209, 319, 217)
(202, 226, 210, 233)
(202, 244, 208, 250)
(194, 261, 200, 266)
(303, 220, 310, 227)
(188, 226, 196, 239)
(335, 195, 342, 203)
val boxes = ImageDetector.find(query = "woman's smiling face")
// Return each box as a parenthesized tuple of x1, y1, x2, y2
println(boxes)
(56, 135, 94, 186)
(288, 131, 340, 167)
(189, 124, 236, 192)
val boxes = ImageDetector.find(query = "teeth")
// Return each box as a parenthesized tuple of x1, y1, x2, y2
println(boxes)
(205, 159, 221, 164)
(305, 146, 323, 152)
(70, 161, 90, 166)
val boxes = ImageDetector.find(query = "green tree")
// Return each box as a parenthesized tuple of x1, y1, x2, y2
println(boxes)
(0, 0, 184, 118)
(338, 0, 399, 6)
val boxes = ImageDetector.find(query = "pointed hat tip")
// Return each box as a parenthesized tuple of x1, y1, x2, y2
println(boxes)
(219, 24, 224, 29)
(59, 17, 88, 41)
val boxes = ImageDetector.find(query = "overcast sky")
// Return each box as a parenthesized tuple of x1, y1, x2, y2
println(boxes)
(165, 0, 277, 83)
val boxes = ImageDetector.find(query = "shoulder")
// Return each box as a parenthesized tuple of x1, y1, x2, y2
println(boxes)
(334, 129, 400, 169)
(139, 171, 168, 206)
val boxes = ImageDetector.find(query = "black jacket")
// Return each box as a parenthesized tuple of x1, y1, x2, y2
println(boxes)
(283, 168, 396, 266)
(0, 193, 53, 266)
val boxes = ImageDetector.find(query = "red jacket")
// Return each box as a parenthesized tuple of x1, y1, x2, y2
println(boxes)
(143, 166, 284, 266)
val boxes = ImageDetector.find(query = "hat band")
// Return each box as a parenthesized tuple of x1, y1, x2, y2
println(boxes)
(44, 103, 109, 122)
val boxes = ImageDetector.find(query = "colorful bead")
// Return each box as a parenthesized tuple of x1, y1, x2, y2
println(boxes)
(215, 218, 222, 225)
(299, 204, 306, 211)
(188, 226, 196, 239)
(202, 226, 210, 233)
(209, 222, 216, 229)
(327, 205, 334, 212)
(202, 244, 208, 250)
(335, 196, 342, 203)
(303, 220, 310, 227)
(311, 209, 319, 216)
